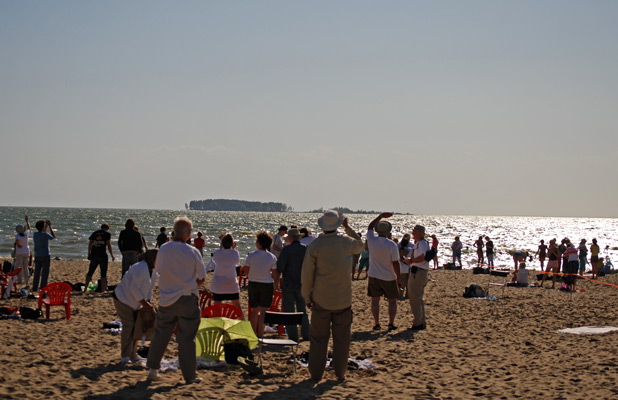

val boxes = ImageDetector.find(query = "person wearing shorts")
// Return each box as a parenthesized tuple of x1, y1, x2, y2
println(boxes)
(210, 233, 243, 318)
(245, 231, 277, 337)
(541, 239, 561, 288)
(366, 213, 401, 331)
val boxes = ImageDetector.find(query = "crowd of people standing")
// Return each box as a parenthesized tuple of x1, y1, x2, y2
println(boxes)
(5, 211, 611, 383)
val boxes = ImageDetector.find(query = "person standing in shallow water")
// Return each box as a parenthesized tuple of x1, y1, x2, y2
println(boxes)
(451, 236, 463, 269)
(535, 240, 547, 271)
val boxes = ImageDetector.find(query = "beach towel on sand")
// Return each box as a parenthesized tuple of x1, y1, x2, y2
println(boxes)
(557, 326, 618, 335)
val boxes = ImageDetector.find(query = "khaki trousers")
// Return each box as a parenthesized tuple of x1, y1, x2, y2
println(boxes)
(408, 269, 429, 326)
(147, 295, 200, 382)
(308, 303, 352, 380)
(113, 297, 138, 360)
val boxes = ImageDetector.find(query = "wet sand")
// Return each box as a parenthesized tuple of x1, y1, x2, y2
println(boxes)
(1, 259, 617, 399)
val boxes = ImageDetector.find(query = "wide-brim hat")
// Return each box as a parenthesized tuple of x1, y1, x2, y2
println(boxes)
(287, 228, 301, 238)
(318, 210, 344, 231)
(15, 225, 25, 234)
(375, 221, 392, 236)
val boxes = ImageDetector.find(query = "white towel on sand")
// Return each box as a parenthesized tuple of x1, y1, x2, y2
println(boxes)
(557, 326, 618, 335)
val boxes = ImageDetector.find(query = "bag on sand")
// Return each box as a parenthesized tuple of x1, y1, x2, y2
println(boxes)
(424, 247, 437, 262)
(19, 306, 43, 320)
(463, 284, 487, 298)
(224, 339, 253, 364)
(133, 308, 157, 340)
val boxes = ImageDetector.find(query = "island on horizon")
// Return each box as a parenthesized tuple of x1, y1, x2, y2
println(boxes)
(187, 199, 410, 215)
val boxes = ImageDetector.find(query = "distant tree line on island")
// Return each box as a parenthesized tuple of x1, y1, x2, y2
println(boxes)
(306, 207, 383, 214)
(189, 199, 293, 212)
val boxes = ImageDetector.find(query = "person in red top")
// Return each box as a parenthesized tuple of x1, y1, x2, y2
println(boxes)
(430, 234, 439, 269)
(193, 232, 205, 258)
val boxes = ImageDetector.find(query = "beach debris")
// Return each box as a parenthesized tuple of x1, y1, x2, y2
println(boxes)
(557, 326, 618, 335)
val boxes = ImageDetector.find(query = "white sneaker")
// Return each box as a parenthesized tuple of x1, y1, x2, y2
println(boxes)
(147, 369, 159, 380)
(121, 357, 131, 364)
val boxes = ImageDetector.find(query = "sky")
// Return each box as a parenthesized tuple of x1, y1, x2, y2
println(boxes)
(1, 1, 617, 218)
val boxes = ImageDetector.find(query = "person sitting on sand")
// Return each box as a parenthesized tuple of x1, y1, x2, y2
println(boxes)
(245, 231, 278, 337)
(210, 233, 244, 318)
(451, 236, 463, 269)
(113, 249, 158, 364)
(510, 262, 529, 287)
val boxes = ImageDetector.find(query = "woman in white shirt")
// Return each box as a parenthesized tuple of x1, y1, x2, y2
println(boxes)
(210, 234, 243, 318)
(113, 249, 158, 364)
(245, 231, 278, 337)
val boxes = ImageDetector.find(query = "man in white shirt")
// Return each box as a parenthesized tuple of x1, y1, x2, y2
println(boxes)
(366, 213, 401, 331)
(146, 217, 206, 384)
(271, 225, 287, 258)
(408, 225, 430, 331)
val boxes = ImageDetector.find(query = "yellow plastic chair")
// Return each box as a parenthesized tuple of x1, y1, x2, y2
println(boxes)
(195, 327, 229, 361)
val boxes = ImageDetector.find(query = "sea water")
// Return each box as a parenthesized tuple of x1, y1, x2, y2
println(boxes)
(0, 206, 616, 269)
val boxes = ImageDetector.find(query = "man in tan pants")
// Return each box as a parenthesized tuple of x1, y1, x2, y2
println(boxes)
(301, 210, 364, 381)
(408, 225, 430, 331)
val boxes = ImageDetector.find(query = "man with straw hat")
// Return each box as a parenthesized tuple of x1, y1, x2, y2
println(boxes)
(301, 210, 363, 381)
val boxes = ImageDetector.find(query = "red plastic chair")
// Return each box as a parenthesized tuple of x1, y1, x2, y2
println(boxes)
(238, 266, 248, 289)
(199, 289, 213, 311)
(248, 290, 284, 334)
(38, 282, 72, 320)
(0, 268, 22, 299)
(201, 303, 243, 319)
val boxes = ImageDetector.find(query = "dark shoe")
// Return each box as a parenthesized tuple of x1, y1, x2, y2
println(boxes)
(238, 357, 262, 376)
(387, 324, 397, 331)
(409, 324, 426, 331)
(372, 324, 381, 331)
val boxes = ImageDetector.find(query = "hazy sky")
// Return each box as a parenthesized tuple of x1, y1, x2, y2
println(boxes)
(1, 1, 617, 217)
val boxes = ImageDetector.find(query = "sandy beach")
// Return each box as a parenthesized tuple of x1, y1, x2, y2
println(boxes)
(1, 259, 617, 400)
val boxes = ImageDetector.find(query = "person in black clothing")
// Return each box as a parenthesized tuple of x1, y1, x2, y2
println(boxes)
(156, 227, 169, 248)
(118, 218, 145, 277)
(274, 228, 310, 342)
(86, 223, 115, 290)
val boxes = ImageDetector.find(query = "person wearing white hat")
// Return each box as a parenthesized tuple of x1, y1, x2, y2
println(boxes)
(366, 212, 401, 332)
(301, 210, 363, 381)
